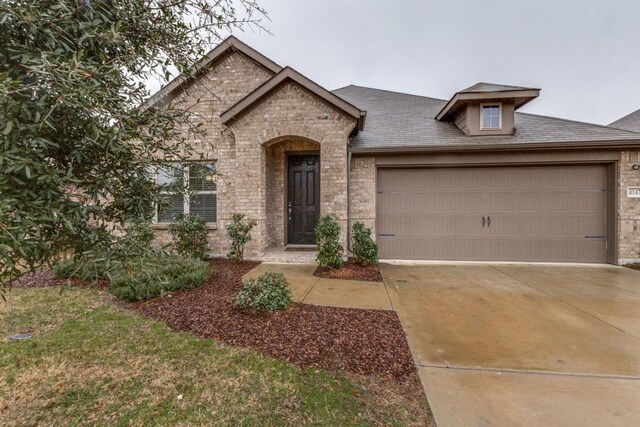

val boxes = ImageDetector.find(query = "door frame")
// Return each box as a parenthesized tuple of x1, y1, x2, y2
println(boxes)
(284, 151, 321, 246)
(375, 161, 617, 263)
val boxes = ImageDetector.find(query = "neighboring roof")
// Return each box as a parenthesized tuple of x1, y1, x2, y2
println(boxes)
(332, 85, 640, 152)
(221, 67, 366, 130)
(142, 36, 282, 110)
(609, 108, 640, 133)
(436, 82, 541, 121)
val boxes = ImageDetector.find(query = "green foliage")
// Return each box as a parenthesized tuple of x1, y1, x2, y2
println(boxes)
(351, 222, 378, 266)
(315, 215, 344, 269)
(226, 213, 256, 261)
(52, 257, 109, 282)
(52, 221, 158, 281)
(168, 214, 210, 260)
(234, 272, 291, 312)
(0, 1, 266, 288)
(109, 255, 210, 302)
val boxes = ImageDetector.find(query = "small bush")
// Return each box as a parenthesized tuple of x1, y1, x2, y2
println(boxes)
(234, 272, 291, 312)
(118, 221, 156, 258)
(226, 213, 256, 261)
(351, 222, 378, 266)
(109, 255, 210, 301)
(52, 257, 109, 281)
(168, 214, 210, 260)
(315, 214, 343, 269)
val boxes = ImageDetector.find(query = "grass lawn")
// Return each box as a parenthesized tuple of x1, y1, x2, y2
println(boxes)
(0, 287, 431, 426)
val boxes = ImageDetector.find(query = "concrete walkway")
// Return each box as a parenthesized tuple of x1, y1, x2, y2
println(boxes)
(242, 263, 392, 310)
(381, 262, 640, 427)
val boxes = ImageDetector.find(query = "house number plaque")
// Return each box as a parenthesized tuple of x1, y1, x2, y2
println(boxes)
(627, 187, 640, 198)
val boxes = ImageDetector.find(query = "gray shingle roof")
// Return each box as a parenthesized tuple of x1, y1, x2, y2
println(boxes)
(609, 109, 640, 133)
(332, 85, 640, 150)
(459, 82, 538, 93)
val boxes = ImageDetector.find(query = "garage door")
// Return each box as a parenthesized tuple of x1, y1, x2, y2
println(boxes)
(376, 165, 608, 263)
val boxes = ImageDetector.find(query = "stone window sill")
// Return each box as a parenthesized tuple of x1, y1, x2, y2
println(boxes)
(151, 223, 218, 230)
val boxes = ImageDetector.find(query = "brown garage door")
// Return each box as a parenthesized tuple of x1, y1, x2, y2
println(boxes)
(376, 165, 608, 263)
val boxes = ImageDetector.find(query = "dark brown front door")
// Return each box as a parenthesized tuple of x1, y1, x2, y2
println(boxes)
(287, 154, 320, 245)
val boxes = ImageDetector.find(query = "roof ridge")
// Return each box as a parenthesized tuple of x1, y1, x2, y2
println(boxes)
(333, 84, 447, 102)
(609, 108, 640, 126)
(516, 111, 640, 136)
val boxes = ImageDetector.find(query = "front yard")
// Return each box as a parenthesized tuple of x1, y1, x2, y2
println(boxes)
(1, 264, 433, 426)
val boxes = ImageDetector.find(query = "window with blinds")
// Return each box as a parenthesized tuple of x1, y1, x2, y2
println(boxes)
(155, 162, 217, 223)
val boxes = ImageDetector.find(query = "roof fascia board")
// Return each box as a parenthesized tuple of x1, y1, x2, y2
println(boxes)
(142, 36, 282, 111)
(221, 67, 365, 129)
(348, 139, 640, 154)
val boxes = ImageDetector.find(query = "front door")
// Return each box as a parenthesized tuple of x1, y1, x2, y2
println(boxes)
(287, 154, 320, 244)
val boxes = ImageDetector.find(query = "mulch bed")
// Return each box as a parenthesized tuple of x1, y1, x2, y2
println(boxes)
(626, 263, 640, 271)
(9, 269, 109, 290)
(314, 261, 383, 282)
(134, 259, 415, 379)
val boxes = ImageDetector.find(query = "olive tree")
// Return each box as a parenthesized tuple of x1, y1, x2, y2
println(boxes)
(0, 0, 266, 289)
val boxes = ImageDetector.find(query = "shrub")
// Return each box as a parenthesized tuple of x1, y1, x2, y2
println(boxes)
(234, 272, 291, 312)
(52, 257, 109, 281)
(109, 255, 210, 301)
(315, 214, 343, 269)
(351, 222, 378, 266)
(118, 220, 156, 258)
(168, 214, 210, 259)
(226, 213, 256, 261)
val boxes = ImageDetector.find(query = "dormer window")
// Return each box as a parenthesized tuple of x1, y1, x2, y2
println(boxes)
(481, 104, 501, 130)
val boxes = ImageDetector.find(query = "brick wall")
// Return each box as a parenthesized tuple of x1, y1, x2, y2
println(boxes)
(618, 150, 640, 263)
(349, 155, 377, 246)
(151, 52, 274, 255)
(227, 82, 356, 255)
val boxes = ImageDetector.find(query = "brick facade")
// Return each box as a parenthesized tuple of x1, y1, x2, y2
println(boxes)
(152, 51, 355, 257)
(150, 45, 640, 265)
(618, 150, 640, 263)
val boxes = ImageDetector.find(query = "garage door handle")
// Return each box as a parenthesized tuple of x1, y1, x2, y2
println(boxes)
(482, 216, 485, 227)
(487, 216, 491, 228)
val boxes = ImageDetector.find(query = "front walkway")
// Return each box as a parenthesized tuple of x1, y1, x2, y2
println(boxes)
(242, 263, 392, 310)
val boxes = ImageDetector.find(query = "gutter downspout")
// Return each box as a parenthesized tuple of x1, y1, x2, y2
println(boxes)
(347, 150, 352, 257)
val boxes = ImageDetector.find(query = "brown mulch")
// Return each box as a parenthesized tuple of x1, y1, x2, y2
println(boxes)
(314, 261, 383, 282)
(626, 263, 640, 271)
(9, 269, 109, 290)
(134, 258, 415, 380)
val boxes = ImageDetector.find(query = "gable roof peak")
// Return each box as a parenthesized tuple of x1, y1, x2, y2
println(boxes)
(142, 35, 282, 110)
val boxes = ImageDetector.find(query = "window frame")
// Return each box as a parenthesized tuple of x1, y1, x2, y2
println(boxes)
(153, 161, 217, 224)
(480, 103, 502, 130)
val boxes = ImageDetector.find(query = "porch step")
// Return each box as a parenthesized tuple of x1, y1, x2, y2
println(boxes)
(285, 245, 316, 252)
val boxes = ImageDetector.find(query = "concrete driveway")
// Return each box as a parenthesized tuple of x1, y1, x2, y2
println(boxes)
(380, 263, 640, 427)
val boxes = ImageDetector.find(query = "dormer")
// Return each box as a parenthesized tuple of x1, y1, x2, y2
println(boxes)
(435, 83, 540, 136)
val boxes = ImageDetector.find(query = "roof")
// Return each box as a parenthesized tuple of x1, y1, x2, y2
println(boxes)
(609, 108, 640, 132)
(221, 67, 365, 130)
(459, 82, 538, 93)
(142, 36, 282, 110)
(332, 85, 640, 152)
(436, 82, 540, 121)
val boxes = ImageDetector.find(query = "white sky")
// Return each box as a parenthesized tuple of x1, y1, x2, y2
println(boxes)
(151, 0, 640, 125)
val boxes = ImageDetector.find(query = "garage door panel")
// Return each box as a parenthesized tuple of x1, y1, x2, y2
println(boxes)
(377, 166, 608, 263)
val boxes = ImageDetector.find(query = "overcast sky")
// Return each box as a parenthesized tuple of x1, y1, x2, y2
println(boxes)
(160, 0, 640, 125)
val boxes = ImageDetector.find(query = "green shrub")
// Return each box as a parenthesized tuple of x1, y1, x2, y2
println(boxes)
(315, 214, 343, 269)
(109, 255, 210, 302)
(52, 257, 109, 281)
(351, 222, 378, 266)
(234, 272, 291, 312)
(168, 214, 210, 259)
(118, 220, 156, 258)
(226, 213, 256, 261)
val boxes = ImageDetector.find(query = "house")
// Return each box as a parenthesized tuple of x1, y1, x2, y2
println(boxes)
(610, 108, 640, 133)
(145, 36, 640, 265)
